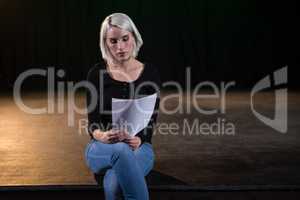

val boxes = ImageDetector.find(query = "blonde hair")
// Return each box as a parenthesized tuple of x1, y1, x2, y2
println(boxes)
(99, 13, 143, 61)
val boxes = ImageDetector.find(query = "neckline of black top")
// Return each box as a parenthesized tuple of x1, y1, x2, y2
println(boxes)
(104, 62, 146, 84)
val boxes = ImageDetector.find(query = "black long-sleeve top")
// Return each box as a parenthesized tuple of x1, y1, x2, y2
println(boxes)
(85, 61, 161, 144)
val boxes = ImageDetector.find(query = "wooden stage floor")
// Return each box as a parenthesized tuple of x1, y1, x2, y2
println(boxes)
(0, 90, 299, 189)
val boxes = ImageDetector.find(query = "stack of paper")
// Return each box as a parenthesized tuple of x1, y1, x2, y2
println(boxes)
(111, 93, 157, 136)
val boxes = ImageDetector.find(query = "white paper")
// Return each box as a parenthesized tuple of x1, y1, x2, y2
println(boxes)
(112, 93, 157, 136)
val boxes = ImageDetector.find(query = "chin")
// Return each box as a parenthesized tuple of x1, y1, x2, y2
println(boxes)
(118, 56, 131, 62)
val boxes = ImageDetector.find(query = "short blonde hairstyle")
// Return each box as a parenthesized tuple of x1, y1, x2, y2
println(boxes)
(99, 13, 143, 61)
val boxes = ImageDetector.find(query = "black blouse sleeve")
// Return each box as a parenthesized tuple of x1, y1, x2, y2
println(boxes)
(86, 66, 101, 139)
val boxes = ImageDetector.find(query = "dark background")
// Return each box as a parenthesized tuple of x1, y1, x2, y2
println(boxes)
(0, 0, 297, 91)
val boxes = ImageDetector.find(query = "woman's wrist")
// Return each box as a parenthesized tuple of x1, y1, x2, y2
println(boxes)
(92, 129, 104, 140)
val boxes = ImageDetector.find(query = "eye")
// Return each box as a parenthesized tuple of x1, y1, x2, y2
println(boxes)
(122, 36, 129, 42)
(109, 39, 117, 44)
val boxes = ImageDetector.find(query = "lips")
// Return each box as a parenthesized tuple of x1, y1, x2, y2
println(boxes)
(117, 52, 126, 56)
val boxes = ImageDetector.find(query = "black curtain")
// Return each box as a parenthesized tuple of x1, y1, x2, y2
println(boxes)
(0, 0, 296, 91)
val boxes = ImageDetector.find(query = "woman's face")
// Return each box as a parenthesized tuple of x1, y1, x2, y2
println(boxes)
(105, 26, 135, 63)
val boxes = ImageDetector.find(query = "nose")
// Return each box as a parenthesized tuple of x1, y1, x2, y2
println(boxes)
(117, 41, 125, 51)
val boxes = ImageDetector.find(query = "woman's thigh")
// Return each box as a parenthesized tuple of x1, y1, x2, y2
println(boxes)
(85, 140, 155, 175)
(133, 142, 155, 176)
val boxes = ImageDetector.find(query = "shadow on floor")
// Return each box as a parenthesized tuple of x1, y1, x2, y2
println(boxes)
(94, 170, 188, 187)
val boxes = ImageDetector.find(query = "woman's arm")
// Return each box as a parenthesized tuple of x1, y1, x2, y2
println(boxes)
(86, 66, 102, 139)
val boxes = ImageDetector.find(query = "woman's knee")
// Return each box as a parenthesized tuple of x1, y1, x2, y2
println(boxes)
(84, 141, 112, 173)
(110, 142, 133, 165)
(112, 142, 132, 156)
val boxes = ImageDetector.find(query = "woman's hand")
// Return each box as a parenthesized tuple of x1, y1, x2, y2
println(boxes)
(92, 129, 119, 143)
(124, 136, 142, 150)
(92, 129, 130, 144)
(117, 129, 131, 141)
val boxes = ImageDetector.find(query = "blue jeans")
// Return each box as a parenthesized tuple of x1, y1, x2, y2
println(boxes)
(84, 139, 155, 200)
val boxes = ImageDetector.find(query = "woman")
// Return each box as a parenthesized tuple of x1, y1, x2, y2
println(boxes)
(84, 13, 161, 200)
